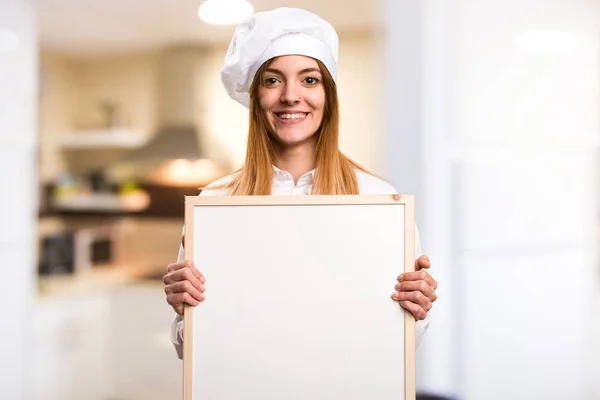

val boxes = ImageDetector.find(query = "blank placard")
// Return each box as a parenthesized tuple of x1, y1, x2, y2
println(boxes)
(183, 195, 415, 400)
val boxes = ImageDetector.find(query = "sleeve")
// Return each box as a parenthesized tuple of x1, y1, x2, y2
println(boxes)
(413, 223, 430, 346)
(169, 236, 186, 359)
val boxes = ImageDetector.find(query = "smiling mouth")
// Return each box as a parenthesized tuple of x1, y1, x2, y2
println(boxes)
(275, 112, 308, 120)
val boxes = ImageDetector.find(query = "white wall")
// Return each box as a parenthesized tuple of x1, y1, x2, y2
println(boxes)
(75, 53, 161, 134)
(0, 0, 38, 398)
(38, 52, 79, 182)
(385, 0, 600, 399)
(384, 1, 459, 394)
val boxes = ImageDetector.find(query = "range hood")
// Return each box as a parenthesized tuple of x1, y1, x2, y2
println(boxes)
(119, 46, 226, 186)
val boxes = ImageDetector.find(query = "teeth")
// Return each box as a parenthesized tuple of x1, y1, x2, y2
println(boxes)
(277, 113, 307, 120)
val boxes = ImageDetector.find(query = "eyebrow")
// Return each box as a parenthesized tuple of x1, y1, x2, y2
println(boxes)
(265, 67, 322, 75)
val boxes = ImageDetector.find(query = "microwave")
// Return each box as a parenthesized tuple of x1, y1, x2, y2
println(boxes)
(39, 224, 115, 276)
(73, 223, 119, 272)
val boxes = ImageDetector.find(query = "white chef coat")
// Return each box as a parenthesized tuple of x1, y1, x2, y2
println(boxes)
(169, 166, 430, 359)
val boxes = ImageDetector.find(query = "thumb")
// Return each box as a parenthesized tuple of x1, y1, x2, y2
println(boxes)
(415, 255, 430, 270)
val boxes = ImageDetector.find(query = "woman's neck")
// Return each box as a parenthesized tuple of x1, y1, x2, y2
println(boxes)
(272, 140, 317, 184)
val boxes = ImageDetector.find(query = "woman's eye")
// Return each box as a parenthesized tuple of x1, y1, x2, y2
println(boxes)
(304, 77, 319, 85)
(265, 77, 279, 85)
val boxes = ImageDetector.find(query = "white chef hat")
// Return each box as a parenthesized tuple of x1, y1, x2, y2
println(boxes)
(221, 7, 340, 108)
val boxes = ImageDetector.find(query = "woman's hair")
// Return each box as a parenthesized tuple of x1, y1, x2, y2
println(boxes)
(218, 57, 370, 195)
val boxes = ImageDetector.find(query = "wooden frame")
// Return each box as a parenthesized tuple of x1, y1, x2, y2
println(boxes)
(183, 194, 415, 400)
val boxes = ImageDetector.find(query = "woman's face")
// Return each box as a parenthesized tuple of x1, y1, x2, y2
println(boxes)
(257, 55, 326, 148)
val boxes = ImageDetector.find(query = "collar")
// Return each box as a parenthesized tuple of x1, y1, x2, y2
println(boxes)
(271, 165, 315, 185)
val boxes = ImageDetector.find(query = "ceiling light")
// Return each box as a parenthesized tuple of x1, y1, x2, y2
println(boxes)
(198, 0, 254, 26)
(516, 30, 578, 56)
(0, 30, 19, 52)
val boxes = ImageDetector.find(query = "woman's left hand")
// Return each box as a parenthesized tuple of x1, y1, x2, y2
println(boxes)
(392, 255, 438, 320)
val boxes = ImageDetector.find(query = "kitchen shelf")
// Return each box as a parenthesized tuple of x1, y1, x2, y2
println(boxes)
(56, 128, 147, 149)
(50, 192, 150, 213)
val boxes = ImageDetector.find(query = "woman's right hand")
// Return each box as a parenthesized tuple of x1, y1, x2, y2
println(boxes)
(163, 259, 206, 315)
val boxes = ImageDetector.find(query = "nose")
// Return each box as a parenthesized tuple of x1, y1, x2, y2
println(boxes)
(280, 82, 301, 104)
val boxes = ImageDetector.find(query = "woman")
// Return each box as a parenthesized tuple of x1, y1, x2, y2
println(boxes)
(163, 7, 438, 359)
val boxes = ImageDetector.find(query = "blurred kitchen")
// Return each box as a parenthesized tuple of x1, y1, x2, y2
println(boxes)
(2, 0, 600, 399)
(24, 0, 395, 399)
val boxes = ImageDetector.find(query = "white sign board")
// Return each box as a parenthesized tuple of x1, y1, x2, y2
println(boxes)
(183, 195, 416, 400)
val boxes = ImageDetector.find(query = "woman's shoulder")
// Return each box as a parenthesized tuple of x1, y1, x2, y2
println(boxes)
(354, 169, 398, 195)
(198, 172, 240, 197)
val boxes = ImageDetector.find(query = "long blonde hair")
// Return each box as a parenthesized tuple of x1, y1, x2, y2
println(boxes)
(222, 58, 370, 195)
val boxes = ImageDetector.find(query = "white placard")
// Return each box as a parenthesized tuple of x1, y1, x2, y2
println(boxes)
(183, 195, 415, 400)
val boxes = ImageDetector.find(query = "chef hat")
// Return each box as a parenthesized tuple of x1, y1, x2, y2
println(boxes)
(221, 7, 340, 108)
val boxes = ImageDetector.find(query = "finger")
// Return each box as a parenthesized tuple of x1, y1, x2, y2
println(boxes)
(182, 291, 202, 307)
(175, 304, 184, 316)
(186, 261, 205, 283)
(167, 261, 205, 283)
(414, 255, 430, 270)
(165, 281, 205, 302)
(397, 270, 436, 288)
(166, 261, 188, 273)
(167, 292, 201, 310)
(391, 291, 432, 311)
(164, 268, 202, 290)
(398, 300, 427, 320)
(394, 280, 436, 302)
